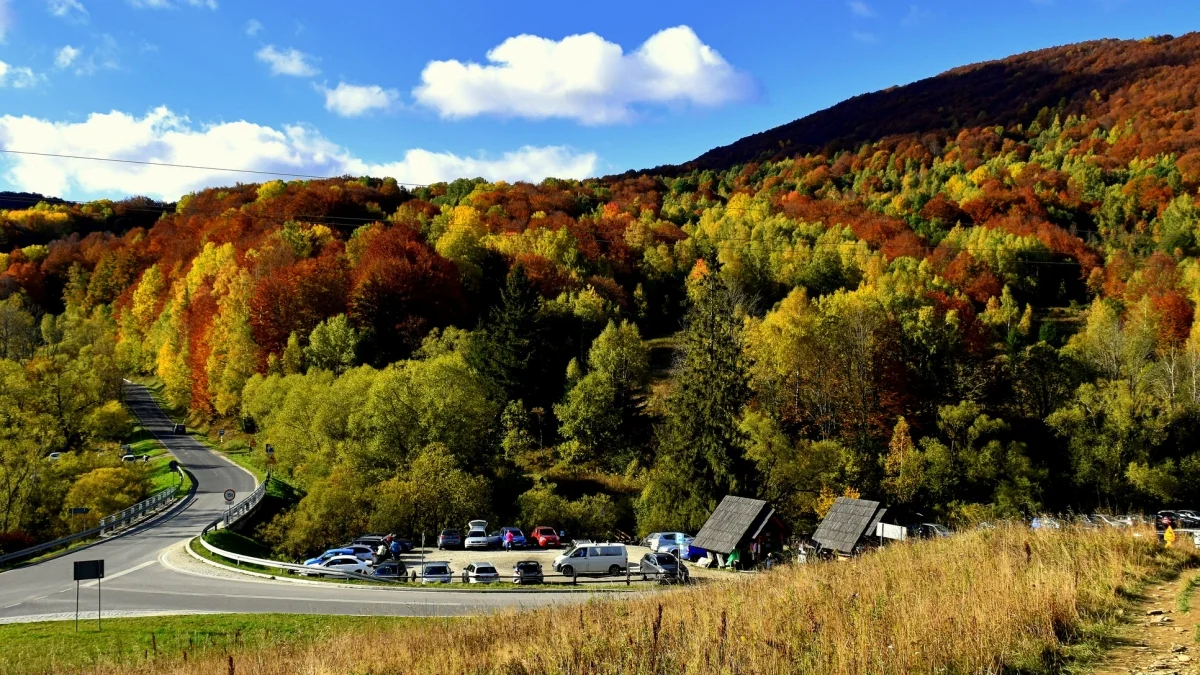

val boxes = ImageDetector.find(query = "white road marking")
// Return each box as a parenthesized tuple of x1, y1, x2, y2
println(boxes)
(107, 586, 465, 606)
(80, 559, 157, 588)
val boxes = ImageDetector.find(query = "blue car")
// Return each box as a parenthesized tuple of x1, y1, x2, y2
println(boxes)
(302, 548, 355, 566)
(498, 527, 527, 548)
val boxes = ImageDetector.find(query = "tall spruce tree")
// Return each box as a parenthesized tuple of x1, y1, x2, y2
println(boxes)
(466, 264, 551, 405)
(637, 269, 751, 532)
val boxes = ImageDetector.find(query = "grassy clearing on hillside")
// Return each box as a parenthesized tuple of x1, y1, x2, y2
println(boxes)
(0, 614, 415, 675)
(66, 526, 1195, 675)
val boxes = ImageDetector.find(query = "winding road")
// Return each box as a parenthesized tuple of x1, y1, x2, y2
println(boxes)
(0, 383, 578, 623)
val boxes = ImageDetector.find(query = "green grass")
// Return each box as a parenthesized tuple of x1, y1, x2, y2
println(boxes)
(1178, 572, 1200, 613)
(0, 613, 416, 675)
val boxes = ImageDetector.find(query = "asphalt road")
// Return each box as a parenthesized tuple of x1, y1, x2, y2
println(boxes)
(0, 383, 575, 623)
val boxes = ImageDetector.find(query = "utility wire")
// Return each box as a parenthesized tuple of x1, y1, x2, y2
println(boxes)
(0, 149, 432, 187)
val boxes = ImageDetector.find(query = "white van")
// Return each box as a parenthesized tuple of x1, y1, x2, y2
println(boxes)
(553, 543, 628, 576)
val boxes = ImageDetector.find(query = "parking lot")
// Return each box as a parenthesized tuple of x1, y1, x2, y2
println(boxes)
(387, 543, 725, 584)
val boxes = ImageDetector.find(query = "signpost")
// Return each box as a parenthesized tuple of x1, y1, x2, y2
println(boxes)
(218, 429, 225, 444)
(265, 444, 275, 466)
(68, 507, 90, 515)
(224, 489, 236, 504)
(73, 560, 104, 632)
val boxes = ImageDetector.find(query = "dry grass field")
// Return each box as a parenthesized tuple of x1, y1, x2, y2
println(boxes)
(66, 526, 1196, 675)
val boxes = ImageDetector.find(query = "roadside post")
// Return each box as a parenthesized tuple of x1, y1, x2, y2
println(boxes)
(218, 429, 225, 444)
(73, 559, 104, 632)
(68, 506, 89, 533)
(224, 489, 236, 526)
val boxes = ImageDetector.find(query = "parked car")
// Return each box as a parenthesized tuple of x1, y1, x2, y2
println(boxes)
(638, 552, 686, 582)
(342, 544, 377, 562)
(645, 532, 688, 551)
(553, 543, 628, 577)
(302, 548, 357, 566)
(353, 535, 385, 549)
(372, 561, 407, 580)
(498, 527, 527, 548)
(529, 526, 560, 548)
(907, 523, 951, 538)
(462, 562, 501, 584)
(464, 527, 492, 550)
(46, 452, 62, 461)
(1156, 511, 1200, 530)
(651, 533, 695, 557)
(121, 454, 148, 462)
(1031, 516, 1061, 530)
(173, 424, 186, 434)
(302, 555, 370, 577)
(437, 529, 463, 550)
(419, 562, 453, 584)
(512, 560, 544, 585)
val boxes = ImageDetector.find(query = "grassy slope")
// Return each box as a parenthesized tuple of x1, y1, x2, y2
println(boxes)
(0, 614, 416, 675)
(50, 526, 1198, 675)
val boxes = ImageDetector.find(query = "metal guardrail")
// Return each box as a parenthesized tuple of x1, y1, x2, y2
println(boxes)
(219, 475, 269, 528)
(0, 467, 187, 567)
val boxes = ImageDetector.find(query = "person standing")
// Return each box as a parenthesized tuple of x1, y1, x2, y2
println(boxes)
(504, 529, 514, 552)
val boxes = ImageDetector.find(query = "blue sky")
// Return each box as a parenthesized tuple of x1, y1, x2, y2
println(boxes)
(0, 0, 1196, 200)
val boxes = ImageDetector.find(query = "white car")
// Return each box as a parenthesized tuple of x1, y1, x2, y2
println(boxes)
(47, 452, 62, 461)
(645, 532, 688, 551)
(303, 555, 370, 577)
(553, 543, 628, 577)
(419, 562, 453, 584)
(461, 562, 500, 584)
(464, 521, 492, 550)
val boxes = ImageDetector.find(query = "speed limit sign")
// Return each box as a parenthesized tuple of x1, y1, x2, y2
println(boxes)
(223, 489, 236, 503)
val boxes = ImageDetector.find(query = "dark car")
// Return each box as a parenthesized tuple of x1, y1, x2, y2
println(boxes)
(437, 529, 463, 549)
(1156, 511, 1200, 530)
(372, 561, 407, 580)
(173, 424, 186, 434)
(512, 560, 544, 585)
(638, 552, 687, 583)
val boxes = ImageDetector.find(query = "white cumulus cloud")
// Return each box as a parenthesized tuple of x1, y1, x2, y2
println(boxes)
(318, 82, 399, 117)
(413, 25, 757, 125)
(256, 45, 319, 77)
(47, 0, 88, 19)
(55, 45, 80, 68)
(0, 61, 42, 88)
(0, 107, 599, 200)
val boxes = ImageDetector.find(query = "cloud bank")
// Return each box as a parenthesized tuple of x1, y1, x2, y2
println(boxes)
(0, 107, 598, 200)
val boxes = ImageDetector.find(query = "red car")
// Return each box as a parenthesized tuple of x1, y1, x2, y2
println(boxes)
(529, 526, 560, 548)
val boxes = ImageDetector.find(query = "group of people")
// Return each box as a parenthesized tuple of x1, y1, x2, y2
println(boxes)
(374, 534, 404, 562)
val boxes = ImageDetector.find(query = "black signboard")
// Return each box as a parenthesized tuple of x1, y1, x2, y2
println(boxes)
(73, 560, 104, 580)
(68, 507, 90, 515)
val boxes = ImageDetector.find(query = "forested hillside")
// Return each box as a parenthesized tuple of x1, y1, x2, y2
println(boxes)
(5, 33, 1200, 551)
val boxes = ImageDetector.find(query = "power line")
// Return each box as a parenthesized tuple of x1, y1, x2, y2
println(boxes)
(0, 149, 432, 187)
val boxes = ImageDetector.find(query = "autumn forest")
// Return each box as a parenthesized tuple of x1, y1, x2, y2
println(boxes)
(5, 33, 1200, 552)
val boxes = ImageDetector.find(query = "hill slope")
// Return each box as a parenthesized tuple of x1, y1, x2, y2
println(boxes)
(670, 33, 1199, 171)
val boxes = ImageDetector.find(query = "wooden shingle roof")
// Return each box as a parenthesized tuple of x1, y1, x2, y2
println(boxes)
(691, 496, 774, 555)
(811, 497, 887, 554)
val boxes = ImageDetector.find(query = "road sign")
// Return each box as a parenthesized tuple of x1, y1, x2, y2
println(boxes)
(265, 444, 274, 455)
(74, 560, 103, 580)
(168, 460, 178, 472)
(223, 489, 236, 503)
(73, 560, 104, 632)
(68, 507, 90, 515)
(218, 429, 225, 437)
(248, 438, 257, 448)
